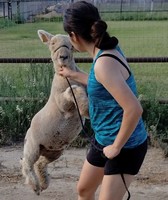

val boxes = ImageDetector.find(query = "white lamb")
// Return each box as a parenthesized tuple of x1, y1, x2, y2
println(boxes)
(20, 30, 89, 195)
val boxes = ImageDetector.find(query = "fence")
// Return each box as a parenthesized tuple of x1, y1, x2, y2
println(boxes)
(0, 57, 168, 102)
(0, 0, 168, 21)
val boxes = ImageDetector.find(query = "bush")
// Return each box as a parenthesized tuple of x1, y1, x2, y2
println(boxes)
(142, 100, 168, 156)
(0, 18, 16, 29)
(100, 11, 168, 21)
(0, 99, 46, 145)
(0, 63, 168, 156)
(0, 63, 53, 145)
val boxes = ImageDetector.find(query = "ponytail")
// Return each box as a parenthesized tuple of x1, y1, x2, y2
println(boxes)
(90, 20, 118, 50)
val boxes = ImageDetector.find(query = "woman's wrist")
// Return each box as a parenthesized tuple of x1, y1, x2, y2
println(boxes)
(112, 141, 123, 151)
(68, 70, 78, 81)
(71, 70, 78, 79)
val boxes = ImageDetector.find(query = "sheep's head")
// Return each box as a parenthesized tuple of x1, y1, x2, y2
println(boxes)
(38, 30, 74, 72)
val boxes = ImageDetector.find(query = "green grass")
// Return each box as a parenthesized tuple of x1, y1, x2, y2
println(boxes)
(0, 21, 64, 58)
(0, 21, 167, 58)
(0, 20, 168, 98)
(107, 21, 168, 57)
(131, 63, 168, 99)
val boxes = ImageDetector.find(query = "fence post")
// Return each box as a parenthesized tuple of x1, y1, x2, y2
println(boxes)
(3, 2, 6, 19)
(120, 0, 123, 14)
(150, 0, 154, 13)
(16, 0, 21, 23)
(8, 0, 12, 20)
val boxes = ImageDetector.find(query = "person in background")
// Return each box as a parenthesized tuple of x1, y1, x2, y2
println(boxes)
(59, 1, 148, 200)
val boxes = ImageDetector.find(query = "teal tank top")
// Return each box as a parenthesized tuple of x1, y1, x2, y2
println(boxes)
(87, 47, 147, 148)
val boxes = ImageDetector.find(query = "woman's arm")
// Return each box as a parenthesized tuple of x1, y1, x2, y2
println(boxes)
(59, 67, 88, 86)
(95, 57, 143, 159)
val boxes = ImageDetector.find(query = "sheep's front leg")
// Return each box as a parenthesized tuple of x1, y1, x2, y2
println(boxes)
(21, 133, 41, 195)
(34, 146, 63, 192)
(64, 85, 89, 118)
(54, 91, 76, 118)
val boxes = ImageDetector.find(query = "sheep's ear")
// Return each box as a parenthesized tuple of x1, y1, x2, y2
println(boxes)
(37, 30, 53, 44)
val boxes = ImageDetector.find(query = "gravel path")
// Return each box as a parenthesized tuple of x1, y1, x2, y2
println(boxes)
(0, 145, 168, 200)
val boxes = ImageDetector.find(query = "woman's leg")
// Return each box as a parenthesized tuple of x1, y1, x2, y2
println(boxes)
(77, 159, 104, 200)
(98, 174, 134, 200)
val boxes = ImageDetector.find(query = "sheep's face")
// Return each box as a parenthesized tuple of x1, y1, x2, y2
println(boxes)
(49, 35, 73, 69)
(38, 30, 74, 72)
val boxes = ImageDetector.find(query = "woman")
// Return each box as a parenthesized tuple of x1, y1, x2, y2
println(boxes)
(59, 1, 148, 200)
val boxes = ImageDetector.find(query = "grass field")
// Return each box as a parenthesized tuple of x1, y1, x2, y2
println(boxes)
(0, 20, 168, 99)
(0, 20, 167, 57)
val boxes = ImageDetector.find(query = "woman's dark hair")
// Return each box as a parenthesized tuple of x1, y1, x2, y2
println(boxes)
(63, 1, 118, 50)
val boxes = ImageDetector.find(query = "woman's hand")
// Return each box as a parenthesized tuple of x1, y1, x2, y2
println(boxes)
(58, 66, 73, 78)
(59, 66, 88, 86)
(103, 144, 121, 159)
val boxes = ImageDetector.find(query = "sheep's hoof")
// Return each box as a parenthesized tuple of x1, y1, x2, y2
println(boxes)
(40, 184, 48, 192)
(34, 189, 40, 196)
(40, 178, 50, 191)
(29, 182, 40, 195)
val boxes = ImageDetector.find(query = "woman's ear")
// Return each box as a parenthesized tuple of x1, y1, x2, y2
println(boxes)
(69, 32, 78, 43)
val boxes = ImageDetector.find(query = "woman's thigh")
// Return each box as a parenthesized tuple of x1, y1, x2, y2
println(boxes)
(99, 174, 134, 200)
(77, 159, 104, 194)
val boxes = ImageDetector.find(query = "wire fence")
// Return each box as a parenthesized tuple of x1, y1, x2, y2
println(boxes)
(0, 0, 168, 21)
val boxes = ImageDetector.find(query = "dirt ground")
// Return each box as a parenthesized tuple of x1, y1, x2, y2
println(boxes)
(0, 144, 168, 200)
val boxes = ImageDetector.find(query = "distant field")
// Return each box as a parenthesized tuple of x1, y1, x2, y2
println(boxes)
(0, 21, 167, 57)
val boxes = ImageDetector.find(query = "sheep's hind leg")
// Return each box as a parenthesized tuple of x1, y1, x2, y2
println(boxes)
(21, 138, 41, 195)
(34, 145, 63, 192)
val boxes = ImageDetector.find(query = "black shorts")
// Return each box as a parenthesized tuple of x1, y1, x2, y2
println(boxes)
(87, 139, 148, 175)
